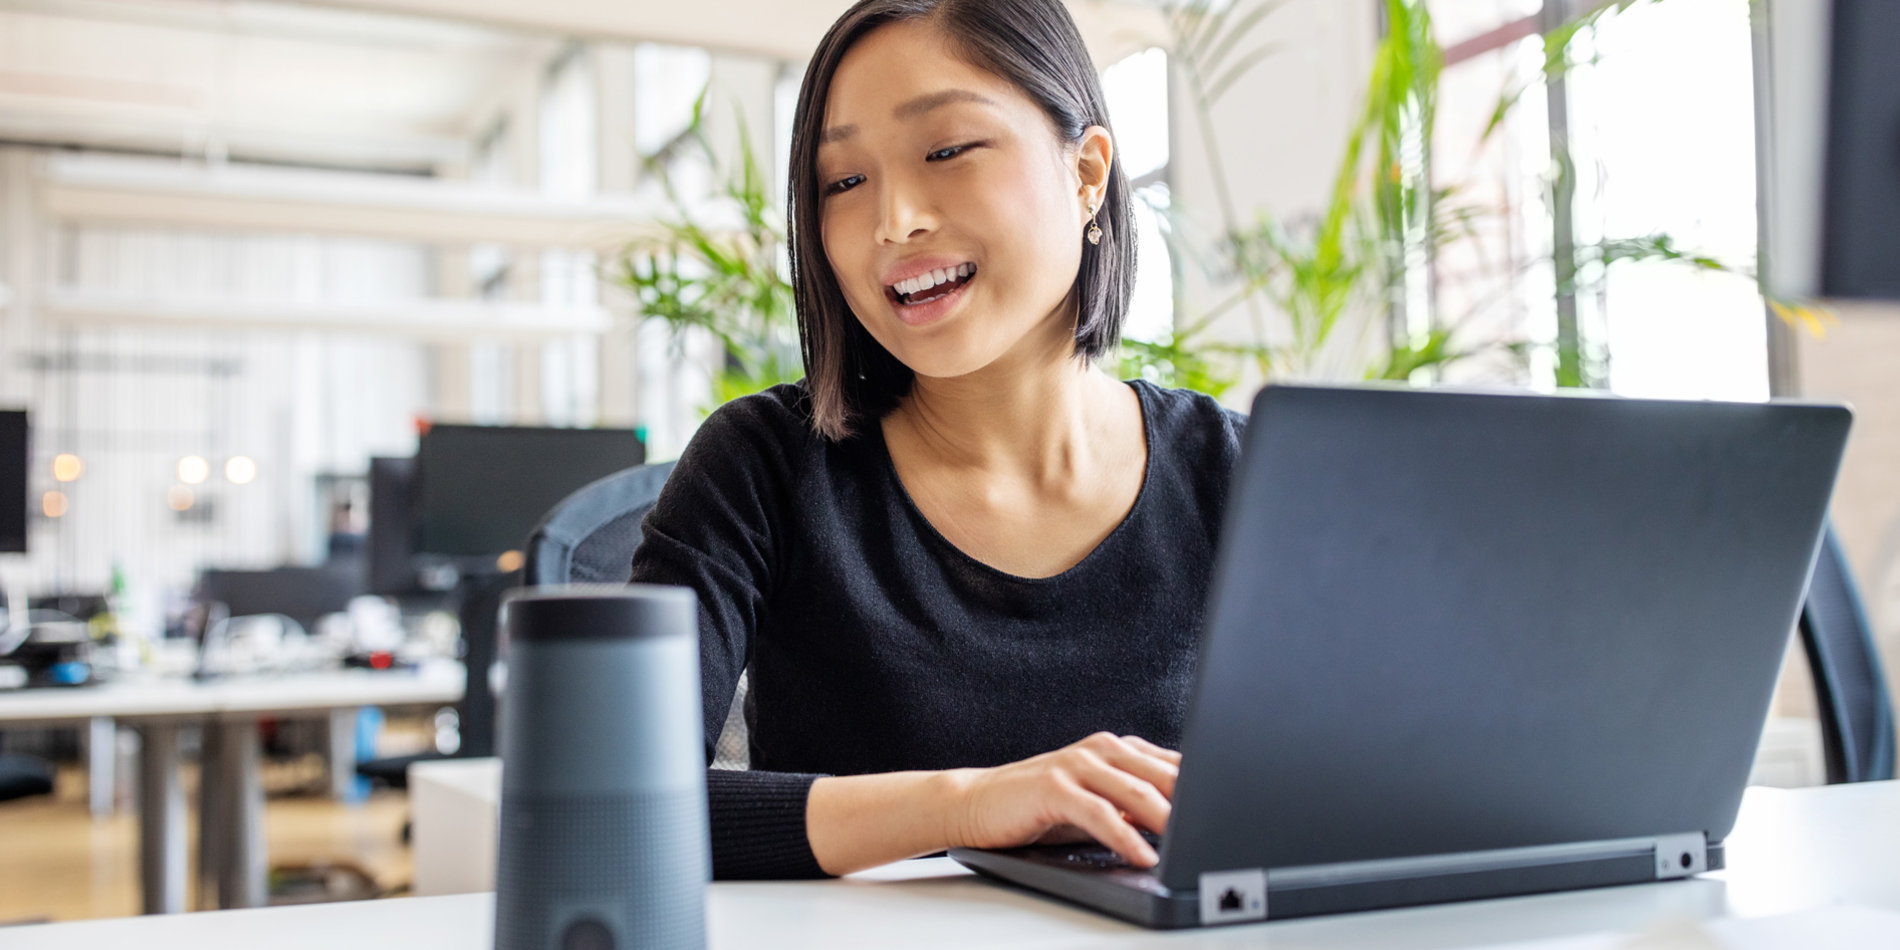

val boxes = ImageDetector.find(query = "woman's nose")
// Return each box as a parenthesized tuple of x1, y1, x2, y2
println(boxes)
(875, 180, 936, 245)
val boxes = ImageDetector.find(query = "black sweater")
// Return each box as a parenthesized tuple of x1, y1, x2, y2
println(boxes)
(628, 379, 1247, 878)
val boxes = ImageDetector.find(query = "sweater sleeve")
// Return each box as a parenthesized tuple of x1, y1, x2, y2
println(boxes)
(629, 389, 832, 879)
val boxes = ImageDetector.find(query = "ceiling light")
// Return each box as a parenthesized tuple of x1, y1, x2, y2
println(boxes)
(42, 491, 68, 519)
(167, 486, 195, 512)
(177, 456, 210, 485)
(52, 454, 84, 482)
(225, 456, 257, 485)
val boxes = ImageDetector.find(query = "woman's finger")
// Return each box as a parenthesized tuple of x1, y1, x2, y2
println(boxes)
(1075, 734, 1179, 799)
(1097, 744, 1179, 800)
(1060, 785, 1158, 867)
(1072, 756, 1171, 836)
(1119, 735, 1183, 765)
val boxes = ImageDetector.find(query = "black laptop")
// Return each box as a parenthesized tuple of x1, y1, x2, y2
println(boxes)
(950, 384, 1852, 928)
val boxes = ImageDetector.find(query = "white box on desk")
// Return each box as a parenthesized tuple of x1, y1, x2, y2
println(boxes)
(410, 757, 501, 896)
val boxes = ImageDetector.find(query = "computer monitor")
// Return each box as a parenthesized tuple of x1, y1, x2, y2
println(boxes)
(28, 592, 110, 622)
(412, 424, 645, 561)
(366, 456, 424, 596)
(0, 410, 27, 554)
(1757, 0, 1900, 301)
(196, 566, 363, 632)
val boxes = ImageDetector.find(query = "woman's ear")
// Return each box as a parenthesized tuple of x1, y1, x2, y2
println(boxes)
(1074, 125, 1114, 212)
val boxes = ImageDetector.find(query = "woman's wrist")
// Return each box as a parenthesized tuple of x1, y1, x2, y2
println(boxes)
(929, 767, 980, 852)
(808, 768, 982, 875)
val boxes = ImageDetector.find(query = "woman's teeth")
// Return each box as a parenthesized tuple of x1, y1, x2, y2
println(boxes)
(893, 263, 975, 303)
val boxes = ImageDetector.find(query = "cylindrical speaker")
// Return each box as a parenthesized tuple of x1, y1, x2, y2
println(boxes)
(494, 585, 709, 950)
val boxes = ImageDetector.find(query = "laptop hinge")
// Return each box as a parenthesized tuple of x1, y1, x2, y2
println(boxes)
(1198, 868, 1267, 924)
(1264, 835, 1662, 890)
(1652, 832, 1708, 879)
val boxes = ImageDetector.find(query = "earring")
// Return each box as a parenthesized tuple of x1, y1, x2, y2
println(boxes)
(1085, 204, 1103, 246)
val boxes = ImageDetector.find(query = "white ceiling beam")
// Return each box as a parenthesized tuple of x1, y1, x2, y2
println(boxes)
(42, 288, 615, 340)
(293, 0, 1170, 67)
(36, 155, 688, 250)
(296, 0, 831, 61)
(0, 97, 472, 172)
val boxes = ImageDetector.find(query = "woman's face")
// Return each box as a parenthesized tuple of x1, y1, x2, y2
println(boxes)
(815, 21, 1110, 382)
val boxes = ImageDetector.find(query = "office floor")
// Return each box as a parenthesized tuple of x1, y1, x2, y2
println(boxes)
(0, 758, 413, 925)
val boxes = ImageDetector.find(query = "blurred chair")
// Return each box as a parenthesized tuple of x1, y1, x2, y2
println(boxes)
(1799, 525, 1896, 783)
(523, 460, 677, 586)
(0, 617, 74, 804)
(520, 461, 748, 769)
(0, 751, 54, 802)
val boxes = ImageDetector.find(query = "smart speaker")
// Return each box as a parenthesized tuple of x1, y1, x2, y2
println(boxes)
(494, 585, 708, 950)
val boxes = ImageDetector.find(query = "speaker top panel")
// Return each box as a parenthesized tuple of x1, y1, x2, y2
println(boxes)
(503, 584, 698, 643)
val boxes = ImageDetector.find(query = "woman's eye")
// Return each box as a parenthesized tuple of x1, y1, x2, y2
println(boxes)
(927, 143, 976, 162)
(825, 175, 865, 196)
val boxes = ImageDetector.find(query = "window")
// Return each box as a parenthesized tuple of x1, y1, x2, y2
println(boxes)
(634, 43, 714, 200)
(1101, 46, 1175, 348)
(1429, 0, 1767, 397)
(1565, 0, 1766, 400)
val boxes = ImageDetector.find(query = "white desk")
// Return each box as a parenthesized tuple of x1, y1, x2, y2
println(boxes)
(8, 781, 1898, 949)
(0, 661, 464, 914)
(402, 717, 1836, 900)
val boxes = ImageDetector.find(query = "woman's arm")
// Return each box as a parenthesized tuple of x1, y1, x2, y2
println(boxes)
(632, 392, 1183, 878)
(806, 732, 1181, 875)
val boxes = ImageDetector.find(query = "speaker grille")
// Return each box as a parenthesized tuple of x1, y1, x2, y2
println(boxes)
(495, 791, 708, 950)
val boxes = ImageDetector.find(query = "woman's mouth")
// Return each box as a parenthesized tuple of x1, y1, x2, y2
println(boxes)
(885, 263, 976, 327)
(889, 262, 976, 305)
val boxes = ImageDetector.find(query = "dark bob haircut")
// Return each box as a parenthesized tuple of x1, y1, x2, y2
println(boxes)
(788, 0, 1138, 441)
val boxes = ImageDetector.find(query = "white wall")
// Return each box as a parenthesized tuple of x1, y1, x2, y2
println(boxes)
(0, 147, 432, 620)
(0, 30, 790, 615)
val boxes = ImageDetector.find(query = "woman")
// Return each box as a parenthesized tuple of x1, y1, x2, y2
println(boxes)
(630, 0, 1247, 879)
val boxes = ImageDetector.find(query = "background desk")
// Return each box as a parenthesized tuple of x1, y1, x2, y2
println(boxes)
(0, 661, 464, 914)
(7, 780, 1896, 949)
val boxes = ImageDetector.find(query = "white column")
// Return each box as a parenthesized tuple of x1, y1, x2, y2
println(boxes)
(595, 41, 642, 430)
(433, 159, 476, 421)
(511, 62, 548, 425)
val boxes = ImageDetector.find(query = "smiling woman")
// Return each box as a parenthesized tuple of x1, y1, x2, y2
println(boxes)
(790, 1, 1136, 440)
(628, 0, 1248, 883)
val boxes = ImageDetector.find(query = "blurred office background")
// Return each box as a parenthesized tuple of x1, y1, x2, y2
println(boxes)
(0, 0, 1895, 923)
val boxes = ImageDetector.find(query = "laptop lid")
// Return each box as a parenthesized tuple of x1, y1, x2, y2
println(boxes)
(1157, 385, 1851, 894)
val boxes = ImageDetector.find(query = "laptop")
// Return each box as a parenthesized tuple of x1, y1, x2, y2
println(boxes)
(949, 384, 1852, 928)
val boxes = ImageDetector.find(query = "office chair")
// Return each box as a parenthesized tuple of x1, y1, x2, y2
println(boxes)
(523, 460, 678, 586)
(0, 621, 67, 803)
(520, 461, 750, 769)
(1799, 525, 1896, 783)
(0, 752, 55, 802)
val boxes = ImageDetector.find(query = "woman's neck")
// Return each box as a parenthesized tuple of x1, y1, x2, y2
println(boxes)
(890, 344, 1124, 491)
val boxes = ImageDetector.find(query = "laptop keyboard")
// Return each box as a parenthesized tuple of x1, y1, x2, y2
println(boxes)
(1041, 831, 1163, 871)
(1059, 847, 1133, 870)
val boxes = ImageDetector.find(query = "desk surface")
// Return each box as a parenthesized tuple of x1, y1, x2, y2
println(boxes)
(7, 781, 1897, 949)
(0, 660, 465, 725)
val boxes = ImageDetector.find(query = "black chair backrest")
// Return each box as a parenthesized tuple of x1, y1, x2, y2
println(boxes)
(1799, 525, 1896, 783)
(523, 460, 678, 587)
(0, 753, 54, 802)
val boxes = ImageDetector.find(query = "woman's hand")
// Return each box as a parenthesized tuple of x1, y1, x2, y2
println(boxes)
(804, 732, 1181, 876)
(940, 732, 1180, 867)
